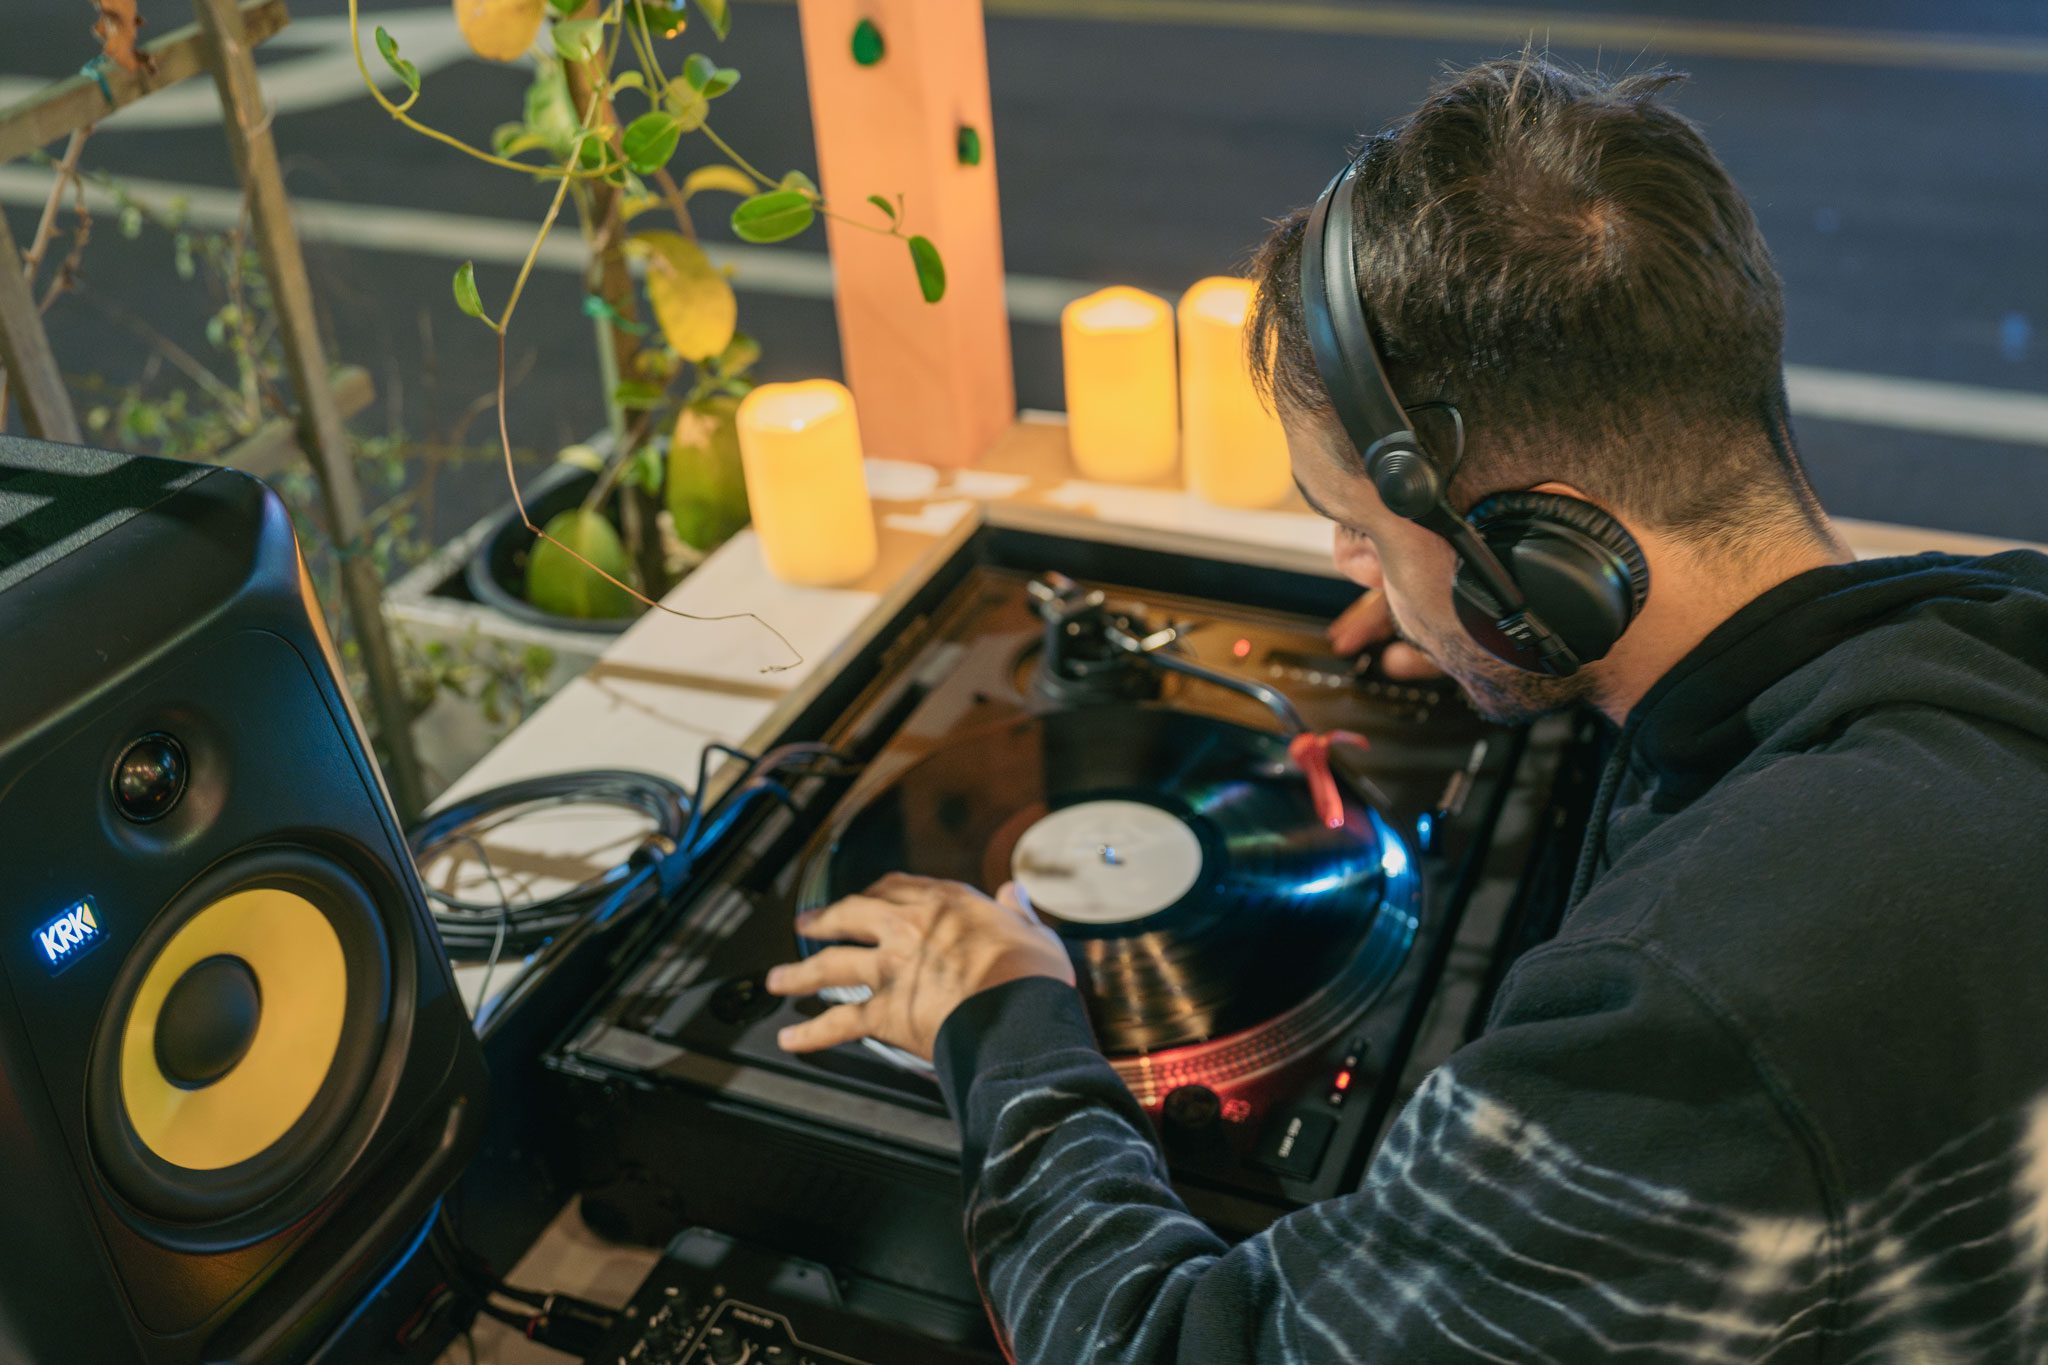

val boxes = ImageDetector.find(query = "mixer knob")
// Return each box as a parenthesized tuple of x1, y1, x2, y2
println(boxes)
(705, 1328, 749, 1364)
(1161, 1084, 1221, 1143)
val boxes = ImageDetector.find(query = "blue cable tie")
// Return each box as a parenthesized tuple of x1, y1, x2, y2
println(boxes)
(80, 56, 115, 105)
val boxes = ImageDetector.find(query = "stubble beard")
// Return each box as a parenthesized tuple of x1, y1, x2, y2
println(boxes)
(1390, 610, 1592, 726)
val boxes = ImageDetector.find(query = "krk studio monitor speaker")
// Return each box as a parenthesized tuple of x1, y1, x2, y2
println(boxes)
(0, 437, 487, 1363)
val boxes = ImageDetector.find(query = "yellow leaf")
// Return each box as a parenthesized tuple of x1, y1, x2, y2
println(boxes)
(630, 231, 737, 362)
(680, 164, 758, 200)
(452, 0, 545, 63)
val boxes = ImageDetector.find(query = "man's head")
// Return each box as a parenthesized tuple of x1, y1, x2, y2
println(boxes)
(1250, 54, 1834, 722)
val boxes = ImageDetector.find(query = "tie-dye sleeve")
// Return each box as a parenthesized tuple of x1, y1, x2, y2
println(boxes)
(933, 939, 1835, 1364)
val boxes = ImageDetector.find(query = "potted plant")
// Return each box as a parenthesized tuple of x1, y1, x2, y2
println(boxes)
(354, 0, 945, 631)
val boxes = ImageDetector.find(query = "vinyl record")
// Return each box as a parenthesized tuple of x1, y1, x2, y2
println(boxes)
(802, 706, 1419, 1059)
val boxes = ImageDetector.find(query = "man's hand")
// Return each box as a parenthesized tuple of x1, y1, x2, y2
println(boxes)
(1329, 590, 1443, 679)
(766, 873, 1077, 1062)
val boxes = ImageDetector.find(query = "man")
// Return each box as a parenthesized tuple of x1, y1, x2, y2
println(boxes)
(767, 56, 2048, 1361)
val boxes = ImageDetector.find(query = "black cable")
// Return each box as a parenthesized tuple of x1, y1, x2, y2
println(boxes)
(408, 770, 691, 959)
(406, 747, 860, 1341)
(454, 834, 515, 1013)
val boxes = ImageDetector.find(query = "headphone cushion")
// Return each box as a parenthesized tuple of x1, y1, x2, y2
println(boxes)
(1457, 491, 1649, 668)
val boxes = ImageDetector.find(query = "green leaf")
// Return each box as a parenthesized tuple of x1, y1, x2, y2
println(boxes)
(681, 164, 756, 199)
(609, 70, 648, 95)
(663, 83, 709, 132)
(524, 66, 581, 158)
(621, 111, 684, 175)
(374, 26, 420, 95)
(526, 509, 638, 619)
(956, 124, 982, 167)
(730, 190, 816, 243)
(683, 53, 739, 96)
(779, 169, 817, 197)
(557, 442, 607, 473)
(452, 261, 486, 320)
(693, 0, 731, 41)
(624, 444, 666, 495)
(866, 193, 896, 223)
(715, 331, 761, 377)
(612, 379, 666, 409)
(493, 123, 556, 159)
(908, 234, 945, 303)
(551, 18, 603, 62)
(546, 0, 581, 16)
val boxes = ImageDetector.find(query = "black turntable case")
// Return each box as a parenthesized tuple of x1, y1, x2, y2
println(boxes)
(540, 518, 1586, 1329)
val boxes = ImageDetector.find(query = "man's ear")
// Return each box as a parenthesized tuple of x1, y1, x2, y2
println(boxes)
(1528, 479, 1598, 505)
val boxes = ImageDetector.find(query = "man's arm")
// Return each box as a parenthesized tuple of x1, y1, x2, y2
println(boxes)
(935, 943, 1834, 1364)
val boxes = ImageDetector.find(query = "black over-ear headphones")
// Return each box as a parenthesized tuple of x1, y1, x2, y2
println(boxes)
(1298, 154, 1650, 677)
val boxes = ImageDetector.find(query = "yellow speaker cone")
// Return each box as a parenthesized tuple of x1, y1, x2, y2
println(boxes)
(119, 888, 348, 1171)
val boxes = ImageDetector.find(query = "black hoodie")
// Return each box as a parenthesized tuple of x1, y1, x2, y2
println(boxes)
(934, 550, 2048, 1364)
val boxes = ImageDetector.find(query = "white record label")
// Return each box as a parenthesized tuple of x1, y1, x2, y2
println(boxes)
(1011, 799, 1204, 925)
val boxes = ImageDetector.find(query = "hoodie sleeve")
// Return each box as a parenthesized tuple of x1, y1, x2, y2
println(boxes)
(932, 938, 1834, 1364)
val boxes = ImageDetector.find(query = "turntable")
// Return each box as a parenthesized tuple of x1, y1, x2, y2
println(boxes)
(546, 509, 1592, 1338)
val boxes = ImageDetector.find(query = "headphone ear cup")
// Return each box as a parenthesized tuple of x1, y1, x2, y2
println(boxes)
(1456, 492, 1649, 670)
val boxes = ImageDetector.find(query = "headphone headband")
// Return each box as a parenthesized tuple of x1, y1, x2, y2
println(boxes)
(1297, 148, 1607, 678)
(1300, 158, 1415, 457)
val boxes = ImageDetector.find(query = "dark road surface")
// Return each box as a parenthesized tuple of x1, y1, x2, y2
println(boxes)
(3, 0, 2045, 541)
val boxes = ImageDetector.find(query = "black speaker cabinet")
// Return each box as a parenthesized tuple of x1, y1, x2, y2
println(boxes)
(0, 438, 487, 1363)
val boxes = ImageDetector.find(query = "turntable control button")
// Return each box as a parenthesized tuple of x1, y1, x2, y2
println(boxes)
(1162, 1084, 1222, 1132)
(1253, 1109, 1336, 1181)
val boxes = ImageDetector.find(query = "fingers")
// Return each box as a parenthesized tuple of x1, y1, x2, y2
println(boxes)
(765, 945, 877, 998)
(1378, 640, 1443, 679)
(793, 894, 895, 945)
(1328, 591, 1445, 679)
(996, 879, 1039, 923)
(1328, 591, 1393, 655)
(863, 871, 956, 905)
(775, 1002, 870, 1054)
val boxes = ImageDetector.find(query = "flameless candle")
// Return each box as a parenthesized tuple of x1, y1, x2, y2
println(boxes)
(735, 380, 879, 587)
(1060, 286, 1178, 483)
(1177, 276, 1292, 509)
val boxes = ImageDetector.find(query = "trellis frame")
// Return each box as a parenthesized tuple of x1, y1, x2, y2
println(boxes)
(0, 0, 424, 818)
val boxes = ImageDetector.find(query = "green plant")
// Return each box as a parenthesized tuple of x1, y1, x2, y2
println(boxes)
(353, 0, 944, 625)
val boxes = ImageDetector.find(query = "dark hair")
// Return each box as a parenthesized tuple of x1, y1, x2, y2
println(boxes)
(1249, 54, 1824, 544)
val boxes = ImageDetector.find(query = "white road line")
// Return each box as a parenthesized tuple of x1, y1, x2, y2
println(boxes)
(2, 166, 2042, 450)
(0, 10, 468, 131)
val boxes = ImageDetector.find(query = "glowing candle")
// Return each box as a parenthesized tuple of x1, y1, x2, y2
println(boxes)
(735, 380, 879, 587)
(1177, 276, 1292, 509)
(1060, 286, 1178, 483)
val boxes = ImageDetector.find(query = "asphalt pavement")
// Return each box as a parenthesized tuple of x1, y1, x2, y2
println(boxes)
(2, 0, 2045, 541)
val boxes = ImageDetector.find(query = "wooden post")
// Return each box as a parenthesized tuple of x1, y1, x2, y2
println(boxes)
(193, 0, 426, 818)
(0, 211, 82, 442)
(795, 0, 1014, 467)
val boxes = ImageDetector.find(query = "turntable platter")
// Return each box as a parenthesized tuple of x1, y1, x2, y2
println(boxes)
(799, 707, 1422, 1075)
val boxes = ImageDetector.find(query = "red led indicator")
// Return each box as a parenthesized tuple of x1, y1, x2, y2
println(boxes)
(1333, 1069, 1353, 1092)
(1232, 637, 1252, 659)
